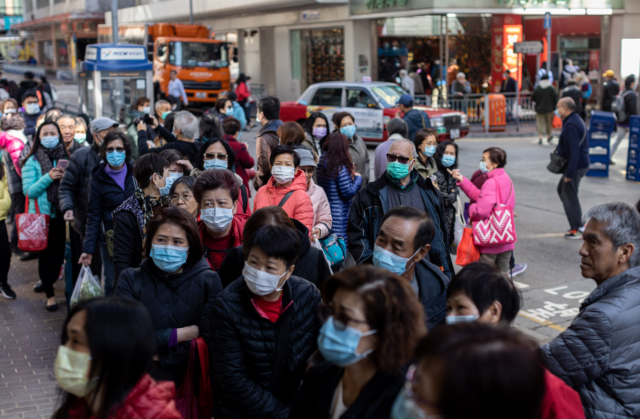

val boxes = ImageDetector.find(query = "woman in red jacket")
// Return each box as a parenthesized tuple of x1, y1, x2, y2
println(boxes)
(221, 117, 254, 195)
(235, 73, 251, 124)
(52, 297, 181, 419)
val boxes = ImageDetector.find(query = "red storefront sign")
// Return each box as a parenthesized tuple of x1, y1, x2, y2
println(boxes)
(491, 15, 523, 92)
(504, 25, 523, 90)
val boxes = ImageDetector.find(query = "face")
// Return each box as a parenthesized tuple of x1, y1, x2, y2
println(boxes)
(199, 188, 237, 213)
(152, 222, 189, 248)
(312, 118, 327, 129)
(388, 141, 416, 171)
(413, 359, 442, 416)
(168, 163, 183, 174)
(224, 100, 233, 113)
(64, 310, 90, 355)
(58, 117, 76, 143)
(170, 71, 177, 80)
(171, 183, 198, 217)
(203, 142, 229, 166)
(481, 151, 496, 171)
(138, 101, 150, 112)
(246, 246, 293, 289)
(3, 102, 16, 113)
(301, 166, 315, 185)
(158, 103, 171, 116)
(447, 292, 501, 324)
(105, 139, 125, 156)
(152, 167, 171, 189)
(419, 134, 438, 154)
(444, 144, 456, 157)
(339, 116, 355, 129)
(457, 75, 465, 82)
(556, 102, 569, 119)
(579, 219, 633, 283)
(75, 124, 86, 135)
(40, 124, 59, 140)
(23, 97, 38, 106)
(93, 126, 114, 146)
(331, 288, 376, 354)
(273, 153, 295, 168)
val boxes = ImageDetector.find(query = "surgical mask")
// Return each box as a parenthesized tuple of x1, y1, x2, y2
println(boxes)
(554, 109, 560, 118)
(372, 244, 421, 276)
(422, 145, 436, 157)
(340, 125, 356, 139)
(4, 108, 16, 114)
(387, 161, 411, 180)
(237, 131, 242, 140)
(40, 135, 60, 149)
(446, 314, 479, 325)
(204, 159, 228, 170)
(74, 133, 86, 143)
(225, 107, 234, 116)
(106, 150, 126, 167)
(256, 112, 262, 124)
(242, 262, 287, 296)
(153, 174, 170, 196)
(272, 166, 296, 184)
(143, 106, 151, 113)
(441, 155, 456, 167)
(317, 316, 377, 367)
(25, 103, 40, 115)
(201, 207, 234, 233)
(313, 127, 327, 138)
(54, 345, 93, 397)
(391, 388, 432, 419)
(169, 172, 183, 181)
(162, 111, 171, 120)
(479, 161, 489, 174)
(150, 244, 189, 273)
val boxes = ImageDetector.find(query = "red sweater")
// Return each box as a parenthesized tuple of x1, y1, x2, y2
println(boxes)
(199, 216, 245, 271)
(225, 135, 255, 194)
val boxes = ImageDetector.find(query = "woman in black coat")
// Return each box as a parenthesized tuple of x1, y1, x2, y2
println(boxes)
(217, 206, 332, 289)
(433, 140, 459, 249)
(211, 223, 321, 419)
(116, 206, 222, 386)
(289, 266, 426, 419)
(79, 132, 135, 296)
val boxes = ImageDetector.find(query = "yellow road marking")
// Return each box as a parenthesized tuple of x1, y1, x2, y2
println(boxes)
(518, 310, 567, 332)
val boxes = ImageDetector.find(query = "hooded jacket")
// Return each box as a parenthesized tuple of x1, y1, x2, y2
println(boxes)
(601, 79, 620, 112)
(556, 112, 589, 180)
(253, 169, 315, 235)
(402, 109, 431, 142)
(306, 179, 332, 239)
(532, 79, 559, 114)
(541, 266, 640, 419)
(617, 88, 638, 125)
(317, 164, 362, 241)
(0, 131, 25, 177)
(254, 119, 282, 190)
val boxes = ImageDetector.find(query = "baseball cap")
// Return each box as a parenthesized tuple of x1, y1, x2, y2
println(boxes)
(295, 148, 316, 168)
(603, 70, 615, 78)
(397, 94, 413, 107)
(90, 117, 119, 133)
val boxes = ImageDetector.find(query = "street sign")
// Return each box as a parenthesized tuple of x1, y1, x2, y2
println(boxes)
(513, 41, 544, 54)
(543, 12, 552, 29)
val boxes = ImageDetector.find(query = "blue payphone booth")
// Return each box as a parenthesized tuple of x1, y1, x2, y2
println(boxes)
(626, 115, 640, 181)
(587, 111, 616, 177)
(78, 43, 154, 120)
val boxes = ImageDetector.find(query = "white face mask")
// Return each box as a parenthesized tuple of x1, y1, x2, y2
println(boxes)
(242, 262, 288, 296)
(143, 106, 151, 114)
(271, 166, 296, 184)
(201, 207, 234, 233)
(54, 345, 94, 397)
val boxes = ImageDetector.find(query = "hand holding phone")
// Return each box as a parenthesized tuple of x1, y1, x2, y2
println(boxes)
(57, 159, 69, 170)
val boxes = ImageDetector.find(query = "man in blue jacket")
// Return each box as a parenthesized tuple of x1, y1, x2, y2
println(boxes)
(556, 97, 589, 239)
(397, 94, 430, 142)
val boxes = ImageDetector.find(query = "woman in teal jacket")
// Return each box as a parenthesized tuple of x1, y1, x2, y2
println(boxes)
(21, 121, 70, 311)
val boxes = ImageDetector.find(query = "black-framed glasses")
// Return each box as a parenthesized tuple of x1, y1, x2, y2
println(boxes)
(203, 152, 228, 160)
(106, 147, 125, 153)
(387, 154, 412, 164)
(301, 167, 315, 175)
(318, 303, 370, 330)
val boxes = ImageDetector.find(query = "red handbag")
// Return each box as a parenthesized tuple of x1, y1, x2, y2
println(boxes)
(175, 338, 213, 419)
(455, 227, 480, 266)
(16, 194, 50, 253)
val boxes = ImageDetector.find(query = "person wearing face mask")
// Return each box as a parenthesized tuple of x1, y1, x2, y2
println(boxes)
(413, 129, 439, 181)
(254, 145, 315, 235)
(73, 117, 89, 147)
(297, 148, 332, 244)
(222, 117, 255, 194)
(52, 297, 182, 419)
(211, 223, 321, 419)
(170, 176, 198, 219)
(57, 114, 84, 155)
(211, 97, 233, 123)
(20, 89, 43, 138)
(112, 154, 172, 285)
(611, 74, 639, 163)
(226, 92, 247, 130)
(347, 139, 452, 278)
(433, 140, 459, 250)
(333, 111, 369, 185)
(374, 117, 409, 180)
(192, 169, 246, 271)
(2, 98, 18, 119)
(449, 147, 517, 274)
(124, 96, 151, 157)
(254, 96, 283, 189)
(137, 110, 203, 165)
(21, 121, 71, 311)
(289, 265, 426, 419)
(79, 132, 135, 296)
(303, 111, 330, 158)
(159, 149, 190, 189)
(117, 206, 221, 387)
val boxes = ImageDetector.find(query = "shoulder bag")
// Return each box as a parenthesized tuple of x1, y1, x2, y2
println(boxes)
(473, 180, 516, 246)
(547, 118, 587, 174)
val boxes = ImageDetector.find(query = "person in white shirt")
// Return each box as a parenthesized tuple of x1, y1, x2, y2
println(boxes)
(167, 70, 188, 108)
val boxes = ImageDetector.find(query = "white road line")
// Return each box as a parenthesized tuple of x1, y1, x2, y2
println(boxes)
(512, 280, 530, 289)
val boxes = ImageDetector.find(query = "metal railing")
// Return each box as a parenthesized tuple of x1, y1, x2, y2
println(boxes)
(54, 101, 82, 115)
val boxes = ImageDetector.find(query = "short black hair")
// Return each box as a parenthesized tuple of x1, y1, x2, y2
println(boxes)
(222, 117, 241, 135)
(380, 206, 435, 251)
(257, 96, 281, 121)
(244, 224, 300, 268)
(100, 131, 133, 162)
(626, 74, 636, 89)
(24, 71, 34, 80)
(195, 137, 236, 171)
(134, 154, 170, 189)
(270, 144, 300, 168)
(169, 175, 195, 197)
(159, 148, 184, 166)
(22, 88, 39, 103)
(227, 92, 237, 101)
(483, 147, 507, 168)
(446, 262, 522, 323)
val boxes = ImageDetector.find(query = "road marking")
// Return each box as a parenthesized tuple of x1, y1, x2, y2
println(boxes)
(518, 310, 567, 332)
(512, 280, 529, 289)
(544, 286, 568, 295)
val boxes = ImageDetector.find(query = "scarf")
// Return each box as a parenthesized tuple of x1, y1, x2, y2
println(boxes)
(133, 188, 171, 242)
(35, 143, 66, 208)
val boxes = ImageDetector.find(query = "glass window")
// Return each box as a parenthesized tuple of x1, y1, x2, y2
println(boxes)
(346, 89, 378, 109)
(370, 85, 407, 108)
(293, 28, 344, 92)
(168, 41, 229, 68)
(311, 88, 342, 106)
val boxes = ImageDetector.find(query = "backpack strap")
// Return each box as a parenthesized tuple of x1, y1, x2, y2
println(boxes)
(277, 191, 295, 208)
(241, 184, 248, 213)
(133, 268, 144, 301)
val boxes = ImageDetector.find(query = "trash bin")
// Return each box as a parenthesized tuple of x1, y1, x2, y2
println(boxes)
(482, 94, 506, 132)
(587, 110, 616, 178)
(626, 115, 640, 181)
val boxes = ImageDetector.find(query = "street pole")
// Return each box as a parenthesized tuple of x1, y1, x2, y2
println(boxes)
(439, 16, 444, 108)
(190, 0, 194, 25)
(546, 27, 551, 74)
(516, 52, 520, 132)
(445, 15, 449, 108)
(111, 0, 119, 44)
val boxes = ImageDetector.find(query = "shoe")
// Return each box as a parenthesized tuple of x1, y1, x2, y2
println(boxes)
(509, 263, 527, 278)
(0, 283, 16, 299)
(538, 138, 543, 145)
(45, 302, 59, 312)
(547, 136, 553, 143)
(565, 229, 583, 240)
(33, 281, 44, 293)
(19, 252, 38, 261)
(10, 243, 23, 256)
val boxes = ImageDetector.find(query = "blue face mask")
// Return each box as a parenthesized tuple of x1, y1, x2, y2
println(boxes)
(554, 109, 560, 118)
(106, 150, 126, 167)
(317, 317, 377, 367)
(204, 159, 228, 170)
(152, 174, 171, 196)
(225, 107, 234, 116)
(26, 103, 40, 115)
(372, 244, 421, 276)
(40, 136, 60, 149)
(422, 145, 436, 157)
(340, 125, 356, 139)
(479, 161, 489, 174)
(446, 314, 479, 325)
(441, 155, 456, 167)
(150, 244, 189, 273)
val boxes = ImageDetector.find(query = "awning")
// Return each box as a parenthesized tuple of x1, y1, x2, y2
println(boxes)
(11, 12, 104, 30)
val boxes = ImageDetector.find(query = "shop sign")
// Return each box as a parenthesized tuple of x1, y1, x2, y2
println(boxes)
(301, 10, 320, 20)
(513, 41, 543, 54)
(504, 25, 523, 89)
(85, 47, 97, 61)
(100, 47, 146, 61)
(365, 0, 407, 9)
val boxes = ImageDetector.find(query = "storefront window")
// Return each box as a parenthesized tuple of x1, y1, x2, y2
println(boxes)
(43, 40, 54, 67)
(291, 28, 344, 91)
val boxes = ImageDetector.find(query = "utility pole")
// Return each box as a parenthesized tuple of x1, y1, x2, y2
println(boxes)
(112, 0, 119, 43)
(190, 0, 194, 24)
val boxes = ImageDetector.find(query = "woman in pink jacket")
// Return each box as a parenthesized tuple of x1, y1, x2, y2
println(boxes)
(450, 147, 516, 273)
(296, 148, 332, 242)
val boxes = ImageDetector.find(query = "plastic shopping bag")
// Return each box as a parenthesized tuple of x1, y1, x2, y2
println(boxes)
(17, 194, 50, 252)
(70, 266, 104, 308)
(453, 197, 465, 247)
(455, 227, 480, 266)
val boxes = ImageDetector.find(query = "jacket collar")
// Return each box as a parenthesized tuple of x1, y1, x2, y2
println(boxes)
(415, 259, 450, 299)
(582, 266, 640, 310)
(260, 119, 283, 134)
(486, 167, 505, 179)
(244, 275, 295, 321)
(388, 133, 405, 141)
(367, 169, 428, 194)
(267, 169, 308, 193)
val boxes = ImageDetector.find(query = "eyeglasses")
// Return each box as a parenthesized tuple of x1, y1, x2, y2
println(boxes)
(387, 154, 413, 164)
(172, 193, 193, 203)
(203, 152, 227, 160)
(318, 303, 370, 330)
(106, 147, 125, 153)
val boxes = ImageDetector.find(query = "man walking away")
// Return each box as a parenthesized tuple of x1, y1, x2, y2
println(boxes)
(167, 70, 188, 110)
(555, 97, 589, 239)
(532, 74, 558, 144)
(561, 80, 584, 120)
(542, 202, 640, 419)
(610, 74, 638, 164)
(254, 96, 283, 190)
(397, 94, 430, 142)
(374, 117, 409, 179)
(601, 70, 620, 112)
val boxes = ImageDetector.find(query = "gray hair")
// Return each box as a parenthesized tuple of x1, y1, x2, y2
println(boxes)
(173, 111, 199, 140)
(584, 202, 640, 267)
(155, 100, 169, 111)
(389, 138, 418, 158)
(387, 117, 409, 139)
(559, 97, 575, 112)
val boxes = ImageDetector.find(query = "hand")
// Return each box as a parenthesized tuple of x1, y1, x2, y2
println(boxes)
(354, 172, 361, 177)
(177, 325, 199, 343)
(78, 253, 92, 266)
(184, 100, 189, 106)
(49, 168, 63, 181)
(242, 142, 249, 149)
(152, 354, 160, 361)
(64, 210, 74, 221)
(311, 228, 321, 243)
(447, 168, 463, 182)
(564, 177, 572, 183)
(137, 121, 147, 131)
(176, 159, 193, 172)
(146, 141, 155, 149)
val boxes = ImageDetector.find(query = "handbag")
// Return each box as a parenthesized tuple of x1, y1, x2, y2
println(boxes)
(16, 194, 50, 252)
(547, 118, 587, 174)
(319, 234, 347, 267)
(455, 227, 480, 266)
(473, 181, 516, 246)
(176, 338, 213, 419)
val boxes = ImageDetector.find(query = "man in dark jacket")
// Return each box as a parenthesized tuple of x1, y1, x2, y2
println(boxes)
(532, 74, 558, 144)
(397, 94, 430, 142)
(541, 202, 640, 419)
(347, 139, 453, 279)
(20, 89, 42, 138)
(555, 97, 589, 239)
(137, 110, 202, 164)
(561, 80, 584, 120)
(255, 96, 282, 189)
(499, 69, 517, 95)
(601, 70, 620, 112)
(16, 71, 39, 107)
(372, 206, 450, 329)
(610, 74, 638, 164)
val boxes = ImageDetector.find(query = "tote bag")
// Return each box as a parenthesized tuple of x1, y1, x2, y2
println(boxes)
(455, 227, 480, 266)
(473, 181, 516, 246)
(17, 194, 50, 252)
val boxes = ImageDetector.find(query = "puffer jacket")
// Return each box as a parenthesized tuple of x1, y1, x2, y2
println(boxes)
(317, 163, 362, 241)
(211, 275, 321, 419)
(59, 143, 102, 235)
(541, 266, 640, 419)
(0, 132, 25, 176)
(458, 168, 516, 254)
(0, 170, 11, 221)
(434, 169, 459, 247)
(112, 194, 145, 285)
(348, 134, 370, 185)
(253, 169, 315, 235)
(20, 111, 41, 139)
(415, 156, 438, 180)
(116, 258, 222, 386)
(254, 119, 282, 190)
(306, 179, 332, 239)
(22, 155, 61, 217)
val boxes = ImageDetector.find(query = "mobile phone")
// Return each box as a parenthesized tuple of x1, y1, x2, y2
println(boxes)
(57, 160, 69, 169)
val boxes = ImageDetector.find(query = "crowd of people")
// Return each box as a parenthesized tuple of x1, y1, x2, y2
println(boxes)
(0, 75, 638, 419)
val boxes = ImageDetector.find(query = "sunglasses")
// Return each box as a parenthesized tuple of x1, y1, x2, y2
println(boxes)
(387, 154, 413, 164)
(203, 153, 228, 160)
(106, 147, 125, 153)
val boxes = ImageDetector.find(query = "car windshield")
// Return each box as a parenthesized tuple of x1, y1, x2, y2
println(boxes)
(168, 42, 229, 68)
(370, 85, 406, 108)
